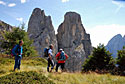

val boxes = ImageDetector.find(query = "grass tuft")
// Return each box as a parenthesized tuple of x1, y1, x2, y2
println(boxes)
(0, 71, 55, 84)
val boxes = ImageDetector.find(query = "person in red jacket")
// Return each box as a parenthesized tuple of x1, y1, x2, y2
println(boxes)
(55, 49, 68, 72)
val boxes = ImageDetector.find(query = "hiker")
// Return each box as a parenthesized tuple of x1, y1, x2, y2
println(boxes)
(47, 44, 54, 72)
(55, 49, 68, 72)
(12, 40, 23, 71)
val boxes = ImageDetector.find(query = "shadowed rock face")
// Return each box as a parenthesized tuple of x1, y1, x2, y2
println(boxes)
(57, 12, 92, 72)
(28, 8, 58, 56)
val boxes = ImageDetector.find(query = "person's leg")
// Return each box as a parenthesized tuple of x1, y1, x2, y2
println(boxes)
(50, 60, 54, 72)
(61, 63, 65, 72)
(51, 60, 54, 69)
(56, 63, 61, 72)
(47, 58, 51, 72)
(18, 58, 21, 70)
(14, 58, 18, 71)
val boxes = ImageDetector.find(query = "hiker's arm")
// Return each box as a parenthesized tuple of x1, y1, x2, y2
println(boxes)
(48, 49, 52, 60)
(55, 53, 60, 61)
(48, 53, 52, 60)
(65, 54, 68, 61)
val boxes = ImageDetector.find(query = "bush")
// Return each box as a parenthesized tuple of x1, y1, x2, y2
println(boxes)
(82, 44, 115, 73)
(116, 46, 125, 76)
(0, 24, 38, 57)
(0, 71, 55, 84)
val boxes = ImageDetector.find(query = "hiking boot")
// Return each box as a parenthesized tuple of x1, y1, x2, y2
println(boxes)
(47, 68, 49, 72)
(50, 69, 52, 72)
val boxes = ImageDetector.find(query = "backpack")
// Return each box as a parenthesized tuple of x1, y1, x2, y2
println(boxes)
(59, 51, 66, 61)
(44, 48, 49, 57)
(11, 45, 20, 56)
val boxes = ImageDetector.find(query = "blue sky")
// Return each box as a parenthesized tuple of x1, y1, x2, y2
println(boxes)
(0, 0, 125, 47)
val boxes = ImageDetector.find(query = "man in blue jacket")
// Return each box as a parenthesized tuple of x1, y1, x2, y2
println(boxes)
(12, 40, 23, 71)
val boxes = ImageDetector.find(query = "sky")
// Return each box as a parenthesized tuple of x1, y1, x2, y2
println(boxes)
(0, 0, 125, 47)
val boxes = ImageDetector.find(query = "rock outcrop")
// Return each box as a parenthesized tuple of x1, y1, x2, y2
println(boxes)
(0, 20, 13, 52)
(27, 8, 58, 56)
(0, 20, 13, 32)
(106, 34, 125, 58)
(57, 12, 92, 71)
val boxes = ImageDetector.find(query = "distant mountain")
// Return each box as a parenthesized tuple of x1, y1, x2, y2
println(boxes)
(105, 34, 125, 58)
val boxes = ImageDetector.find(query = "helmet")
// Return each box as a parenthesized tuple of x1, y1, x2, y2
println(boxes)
(59, 48, 63, 52)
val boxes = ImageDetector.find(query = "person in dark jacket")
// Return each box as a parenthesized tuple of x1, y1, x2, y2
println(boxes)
(12, 40, 23, 71)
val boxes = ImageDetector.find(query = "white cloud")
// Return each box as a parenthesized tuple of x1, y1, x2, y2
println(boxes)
(62, 0, 69, 3)
(16, 17, 23, 22)
(0, 0, 6, 5)
(21, 0, 26, 3)
(8, 3, 16, 7)
(86, 24, 125, 47)
(112, 1, 125, 13)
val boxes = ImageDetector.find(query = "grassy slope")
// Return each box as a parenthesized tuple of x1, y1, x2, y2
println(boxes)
(0, 55, 125, 84)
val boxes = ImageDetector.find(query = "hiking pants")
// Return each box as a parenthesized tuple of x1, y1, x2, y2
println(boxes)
(56, 63, 65, 72)
(47, 58, 54, 71)
(14, 56, 21, 70)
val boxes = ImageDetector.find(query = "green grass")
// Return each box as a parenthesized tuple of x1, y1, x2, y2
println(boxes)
(49, 72, 125, 84)
(0, 56, 47, 76)
(0, 55, 125, 84)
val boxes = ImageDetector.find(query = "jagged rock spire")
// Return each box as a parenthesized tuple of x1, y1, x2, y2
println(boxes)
(57, 12, 92, 72)
(28, 8, 58, 56)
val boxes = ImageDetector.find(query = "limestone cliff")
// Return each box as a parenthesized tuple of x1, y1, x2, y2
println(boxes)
(28, 8, 58, 56)
(57, 12, 92, 71)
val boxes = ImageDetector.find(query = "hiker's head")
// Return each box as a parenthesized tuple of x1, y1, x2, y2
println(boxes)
(59, 49, 63, 52)
(49, 44, 53, 49)
(19, 40, 24, 46)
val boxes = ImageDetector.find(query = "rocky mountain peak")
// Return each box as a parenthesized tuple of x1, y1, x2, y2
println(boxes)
(113, 34, 122, 39)
(64, 12, 82, 24)
(32, 8, 45, 16)
(57, 12, 92, 71)
(28, 8, 58, 56)
(28, 8, 52, 39)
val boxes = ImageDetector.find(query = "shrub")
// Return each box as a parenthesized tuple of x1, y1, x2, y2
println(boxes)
(116, 46, 125, 76)
(0, 71, 55, 84)
(82, 44, 115, 73)
(0, 24, 38, 57)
